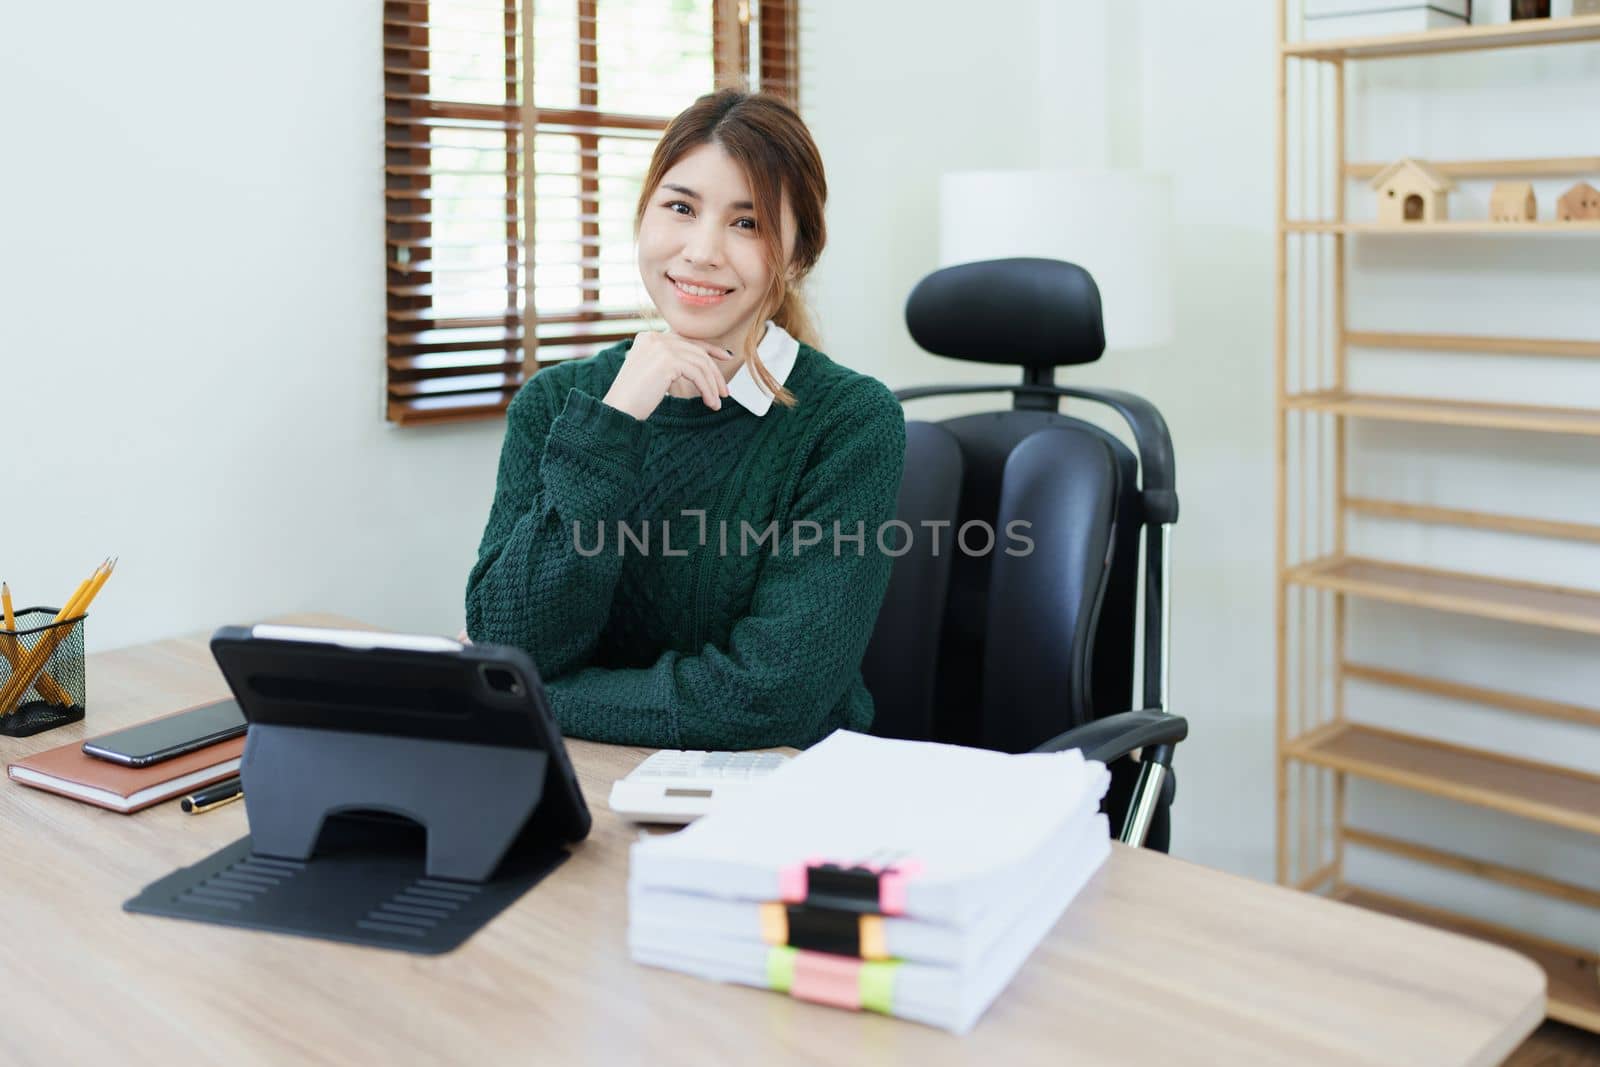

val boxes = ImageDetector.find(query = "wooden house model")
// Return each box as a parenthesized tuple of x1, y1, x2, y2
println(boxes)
(1556, 181, 1600, 222)
(1489, 181, 1536, 222)
(1371, 158, 1453, 224)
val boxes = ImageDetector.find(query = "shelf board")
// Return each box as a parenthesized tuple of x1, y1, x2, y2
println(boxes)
(1344, 331, 1600, 360)
(1283, 14, 1600, 59)
(1285, 220, 1600, 234)
(1343, 496, 1600, 544)
(1285, 389, 1600, 436)
(1343, 660, 1600, 729)
(1345, 156, 1600, 180)
(1343, 827, 1600, 911)
(1286, 556, 1600, 634)
(1334, 885, 1600, 1033)
(1287, 720, 1600, 836)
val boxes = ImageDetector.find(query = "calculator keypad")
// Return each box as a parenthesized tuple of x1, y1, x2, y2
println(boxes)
(633, 750, 788, 782)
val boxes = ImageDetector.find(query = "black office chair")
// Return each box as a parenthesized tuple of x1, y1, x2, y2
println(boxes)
(861, 257, 1187, 852)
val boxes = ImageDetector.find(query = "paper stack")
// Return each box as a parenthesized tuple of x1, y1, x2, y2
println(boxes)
(627, 730, 1111, 1034)
(1303, 0, 1469, 41)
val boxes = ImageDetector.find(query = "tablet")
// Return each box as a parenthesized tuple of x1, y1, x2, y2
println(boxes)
(207, 623, 591, 848)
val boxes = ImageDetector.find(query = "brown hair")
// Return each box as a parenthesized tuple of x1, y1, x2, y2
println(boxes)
(634, 89, 827, 410)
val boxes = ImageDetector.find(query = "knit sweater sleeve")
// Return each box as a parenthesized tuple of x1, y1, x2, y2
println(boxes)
(464, 376, 648, 680)
(543, 382, 908, 750)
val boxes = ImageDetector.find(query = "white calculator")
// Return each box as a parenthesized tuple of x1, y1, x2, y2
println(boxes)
(608, 749, 790, 825)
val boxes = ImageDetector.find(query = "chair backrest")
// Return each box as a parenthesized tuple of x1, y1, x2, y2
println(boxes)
(862, 256, 1172, 755)
(861, 411, 1139, 752)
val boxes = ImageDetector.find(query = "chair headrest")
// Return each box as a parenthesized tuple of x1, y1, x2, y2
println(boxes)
(904, 257, 1106, 368)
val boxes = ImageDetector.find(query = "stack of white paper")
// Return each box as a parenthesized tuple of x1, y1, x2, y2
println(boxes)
(627, 729, 1111, 1034)
(1303, 0, 1469, 41)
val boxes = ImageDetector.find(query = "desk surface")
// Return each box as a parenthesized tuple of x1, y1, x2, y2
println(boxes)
(0, 615, 1544, 1066)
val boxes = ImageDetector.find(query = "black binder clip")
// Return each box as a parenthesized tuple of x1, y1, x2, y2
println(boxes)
(779, 854, 924, 915)
(782, 905, 866, 956)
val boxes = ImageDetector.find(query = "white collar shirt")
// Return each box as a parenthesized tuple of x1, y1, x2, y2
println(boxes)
(726, 319, 800, 417)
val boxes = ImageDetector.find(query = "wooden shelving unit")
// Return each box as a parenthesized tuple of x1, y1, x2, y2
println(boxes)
(1275, 3, 1600, 1035)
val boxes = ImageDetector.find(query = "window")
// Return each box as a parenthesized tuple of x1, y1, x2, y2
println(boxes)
(383, 0, 802, 425)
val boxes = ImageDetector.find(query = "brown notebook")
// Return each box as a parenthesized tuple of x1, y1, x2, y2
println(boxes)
(7, 723, 244, 814)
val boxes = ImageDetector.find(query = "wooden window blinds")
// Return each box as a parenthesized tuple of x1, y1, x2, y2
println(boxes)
(383, 0, 802, 425)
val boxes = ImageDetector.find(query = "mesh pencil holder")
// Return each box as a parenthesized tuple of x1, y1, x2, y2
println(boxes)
(0, 608, 88, 737)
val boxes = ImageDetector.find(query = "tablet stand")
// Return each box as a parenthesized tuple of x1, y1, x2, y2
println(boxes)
(125, 723, 569, 954)
(243, 723, 550, 883)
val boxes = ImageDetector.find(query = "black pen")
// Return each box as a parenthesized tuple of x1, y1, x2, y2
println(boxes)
(181, 775, 242, 814)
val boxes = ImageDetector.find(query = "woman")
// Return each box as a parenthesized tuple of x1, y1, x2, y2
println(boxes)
(465, 89, 906, 750)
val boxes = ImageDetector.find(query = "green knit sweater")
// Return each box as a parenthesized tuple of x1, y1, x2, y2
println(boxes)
(464, 336, 907, 750)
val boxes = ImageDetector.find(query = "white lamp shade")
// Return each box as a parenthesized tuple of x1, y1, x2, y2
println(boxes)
(939, 170, 1175, 351)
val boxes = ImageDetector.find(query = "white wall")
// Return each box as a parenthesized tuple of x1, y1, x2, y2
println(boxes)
(800, 3, 1042, 393)
(3, 0, 501, 651)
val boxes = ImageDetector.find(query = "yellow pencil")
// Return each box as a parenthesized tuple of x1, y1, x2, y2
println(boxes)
(55, 575, 95, 622)
(1, 581, 15, 661)
(1, 579, 17, 670)
(82, 559, 116, 607)
(61, 558, 111, 617)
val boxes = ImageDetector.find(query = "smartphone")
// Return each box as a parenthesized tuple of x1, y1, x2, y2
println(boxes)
(82, 699, 247, 767)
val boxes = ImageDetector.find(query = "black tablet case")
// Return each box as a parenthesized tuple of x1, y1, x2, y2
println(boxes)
(125, 627, 590, 955)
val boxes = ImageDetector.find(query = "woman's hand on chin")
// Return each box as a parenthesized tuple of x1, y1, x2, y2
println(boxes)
(602, 329, 735, 420)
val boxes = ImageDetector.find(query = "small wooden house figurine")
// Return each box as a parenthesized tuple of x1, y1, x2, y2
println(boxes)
(1371, 158, 1453, 224)
(1556, 181, 1600, 222)
(1489, 181, 1536, 222)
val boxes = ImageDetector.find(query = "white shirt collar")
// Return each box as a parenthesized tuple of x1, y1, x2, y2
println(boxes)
(726, 319, 800, 417)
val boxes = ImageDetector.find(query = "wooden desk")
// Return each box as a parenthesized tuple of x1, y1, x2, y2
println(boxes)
(0, 616, 1544, 1065)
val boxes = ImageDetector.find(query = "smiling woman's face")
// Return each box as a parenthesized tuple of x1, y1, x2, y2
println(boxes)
(637, 142, 796, 357)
